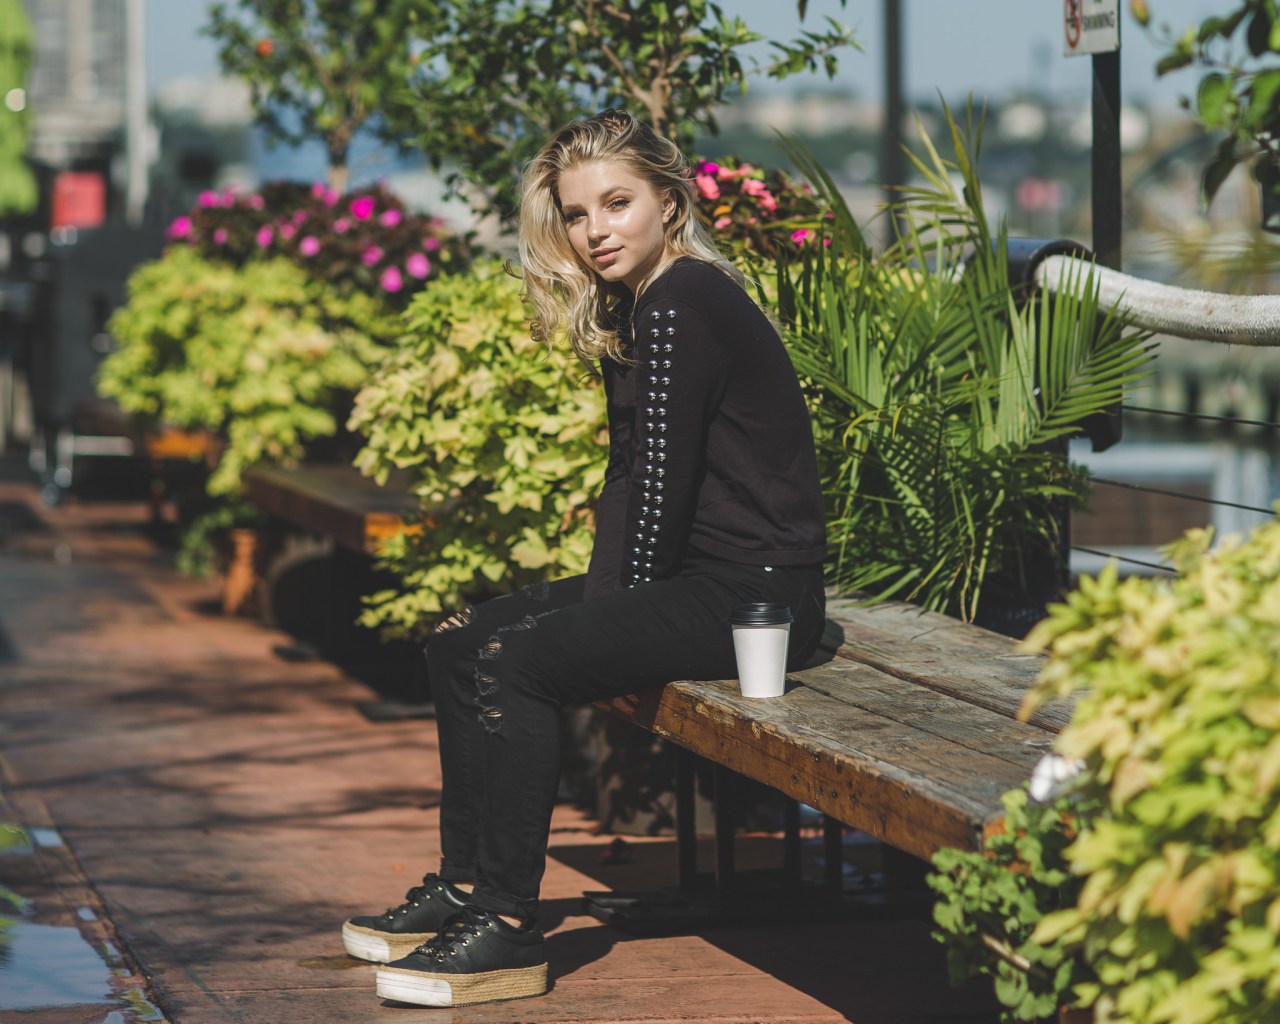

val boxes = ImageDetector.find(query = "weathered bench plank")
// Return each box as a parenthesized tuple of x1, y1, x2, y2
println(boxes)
(828, 598, 1069, 731)
(243, 464, 418, 553)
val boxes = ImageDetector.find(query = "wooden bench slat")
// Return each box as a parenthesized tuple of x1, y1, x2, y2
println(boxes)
(826, 600, 1070, 731)
(797, 656, 1056, 769)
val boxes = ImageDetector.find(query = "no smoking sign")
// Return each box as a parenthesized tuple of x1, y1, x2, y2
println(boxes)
(1064, 0, 1120, 56)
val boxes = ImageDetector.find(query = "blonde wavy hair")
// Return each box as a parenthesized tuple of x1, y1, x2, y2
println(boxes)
(518, 109, 743, 366)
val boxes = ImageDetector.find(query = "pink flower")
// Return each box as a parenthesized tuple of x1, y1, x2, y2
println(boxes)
(279, 223, 296, 240)
(310, 182, 327, 199)
(213, 228, 228, 245)
(405, 252, 431, 278)
(379, 208, 402, 228)
(823, 238, 832, 247)
(222, 191, 238, 208)
(196, 191, 220, 208)
(248, 195, 265, 210)
(790, 228, 814, 245)
(361, 245, 383, 266)
(333, 217, 351, 234)
(714, 217, 732, 229)
(292, 210, 308, 225)
(380, 266, 403, 292)
(299, 236, 320, 257)
(350, 196, 375, 220)
(166, 215, 193, 240)
(423, 236, 440, 251)
(697, 161, 720, 177)
(757, 190, 778, 214)
(695, 174, 720, 201)
(741, 178, 767, 197)
(256, 225, 274, 247)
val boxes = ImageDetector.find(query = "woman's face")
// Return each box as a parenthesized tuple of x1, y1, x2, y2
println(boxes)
(557, 159, 674, 294)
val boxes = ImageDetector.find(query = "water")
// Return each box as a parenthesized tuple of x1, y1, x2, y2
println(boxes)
(0, 921, 114, 1010)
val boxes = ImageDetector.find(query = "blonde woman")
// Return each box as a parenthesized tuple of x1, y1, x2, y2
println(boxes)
(344, 109, 827, 1009)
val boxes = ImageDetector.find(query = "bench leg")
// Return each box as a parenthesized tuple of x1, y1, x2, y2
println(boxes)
(783, 800, 802, 884)
(712, 763, 737, 892)
(676, 746, 698, 890)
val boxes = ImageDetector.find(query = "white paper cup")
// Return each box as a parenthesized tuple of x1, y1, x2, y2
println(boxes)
(730, 602, 794, 699)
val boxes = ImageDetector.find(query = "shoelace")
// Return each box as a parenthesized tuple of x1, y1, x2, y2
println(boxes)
(415, 906, 494, 960)
(381, 875, 444, 921)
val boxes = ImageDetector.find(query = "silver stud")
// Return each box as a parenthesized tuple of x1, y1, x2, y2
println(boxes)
(658, 392, 668, 402)
(641, 505, 649, 515)
(658, 423, 668, 433)
(666, 326, 675, 336)
(664, 343, 673, 353)
(633, 546, 642, 555)
(649, 360, 658, 369)
(651, 310, 661, 320)
(648, 391, 657, 401)
(657, 408, 666, 418)
(649, 375, 659, 384)
(657, 452, 666, 462)
(635, 532, 644, 541)
(644, 576, 652, 583)
(654, 495, 664, 504)
(662, 360, 672, 369)
(666, 309, 676, 318)
(656, 468, 665, 477)
(650, 327, 660, 337)
(653, 509, 663, 517)
(660, 377, 670, 386)
(654, 481, 664, 491)
(657, 438, 667, 449)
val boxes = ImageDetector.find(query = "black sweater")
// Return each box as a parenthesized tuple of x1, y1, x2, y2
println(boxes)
(585, 258, 826, 596)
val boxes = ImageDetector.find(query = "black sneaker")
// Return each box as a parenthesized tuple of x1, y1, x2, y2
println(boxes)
(342, 874, 471, 963)
(375, 906, 548, 1007)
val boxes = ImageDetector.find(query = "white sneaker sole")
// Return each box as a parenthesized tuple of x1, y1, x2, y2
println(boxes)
(341, 922, 433, 963)
(375, 962, 548, 1007)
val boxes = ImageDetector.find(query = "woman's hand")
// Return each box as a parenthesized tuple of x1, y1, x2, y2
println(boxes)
(595, 693, 641, 714)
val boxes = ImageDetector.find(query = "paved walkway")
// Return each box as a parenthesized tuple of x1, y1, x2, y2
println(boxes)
(0, 480, 998, 1023)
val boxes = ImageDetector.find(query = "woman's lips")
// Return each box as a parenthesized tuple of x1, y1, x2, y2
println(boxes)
(592, 248, 620, 265)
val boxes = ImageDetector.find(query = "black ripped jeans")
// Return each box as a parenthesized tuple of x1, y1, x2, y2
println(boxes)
(424, 557, 825, 921)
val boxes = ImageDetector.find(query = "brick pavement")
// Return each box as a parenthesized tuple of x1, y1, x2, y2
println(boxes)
(0, 480, 999, 1023)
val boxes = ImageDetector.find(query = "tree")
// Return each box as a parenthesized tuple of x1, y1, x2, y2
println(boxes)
(386, 0, 858, 219)
(205, 0, 437, 194)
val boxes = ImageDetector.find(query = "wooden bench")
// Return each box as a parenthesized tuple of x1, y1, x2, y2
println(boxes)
(593, 594, 1067, 923)
(243, 463, 419, 555)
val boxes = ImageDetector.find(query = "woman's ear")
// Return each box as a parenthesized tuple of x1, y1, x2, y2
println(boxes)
(661, 192, 676, 224)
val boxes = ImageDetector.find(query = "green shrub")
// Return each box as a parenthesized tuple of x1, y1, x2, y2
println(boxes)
(349, 261, 606, 636)
(932, 514, 1280, 1023)
(1018, 519, 1280, 1024)
(100, 247, 399, 497)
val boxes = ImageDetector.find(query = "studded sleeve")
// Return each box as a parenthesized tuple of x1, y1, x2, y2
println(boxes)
(624, 300, 728, 587)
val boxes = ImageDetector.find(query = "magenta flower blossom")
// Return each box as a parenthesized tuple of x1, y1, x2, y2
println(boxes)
(713, 216, 732, 230)
(757, 190, 779, 214)
(379, 208, 402, 228)
(333, 217, 350, 234)
(424, 236, 440, 251)
(279, 223, 296, 241)
(197, 191, 220, 208)
(292, 210, 308, 225)
(361, 245, 384, 266)
(248, 195, 265, 210)
(166, 215, 193, 240)
(697, 161, 720, 177)
(299, 236, 320, 257)
(405, 252, 431, 279)
(350, 196, 376, 220)
(380, 266, 403, 292)
(790, 228, 814, 245)
(256, 225, 274, 247)
(309, 182, 326, 199)
(741, 178, 767, 197)
(222, 192, 238, 208)
(694, 174, 720, 201)
(213, 228, 228, 245)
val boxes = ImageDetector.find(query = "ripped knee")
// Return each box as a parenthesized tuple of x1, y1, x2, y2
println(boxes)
(472, 615, 541, 733)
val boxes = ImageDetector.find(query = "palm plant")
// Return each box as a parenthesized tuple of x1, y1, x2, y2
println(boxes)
(777, 102, 1154, 623)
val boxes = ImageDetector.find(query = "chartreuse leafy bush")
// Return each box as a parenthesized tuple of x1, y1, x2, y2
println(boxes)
(931, 514, 1280, 1023)
(100, 246, 398, 498)
(348, 261, 606, 636)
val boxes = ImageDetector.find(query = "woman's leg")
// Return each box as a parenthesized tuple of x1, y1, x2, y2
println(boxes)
(425, 576, 587, 886)
(463, 560, 825, 921)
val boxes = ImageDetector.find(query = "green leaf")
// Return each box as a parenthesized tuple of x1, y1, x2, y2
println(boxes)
(1196, 72, 1233, 126)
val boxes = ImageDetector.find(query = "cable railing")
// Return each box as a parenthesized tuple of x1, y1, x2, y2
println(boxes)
(1030, 251, 1280, 579)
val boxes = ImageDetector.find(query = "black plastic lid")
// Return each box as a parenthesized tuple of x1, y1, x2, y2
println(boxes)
(730, 602, 794, 626)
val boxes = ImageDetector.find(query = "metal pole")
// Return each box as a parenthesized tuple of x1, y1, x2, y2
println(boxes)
(124, 0, 148, 226)
(1091, 50, 1121, 270)
(882, 0, 904, 237)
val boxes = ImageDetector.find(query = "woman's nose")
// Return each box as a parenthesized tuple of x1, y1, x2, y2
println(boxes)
(586, 213, 605, 243)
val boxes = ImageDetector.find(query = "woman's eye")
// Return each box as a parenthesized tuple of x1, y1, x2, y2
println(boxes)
(564, 211, 583, 224)
(608, 198, 629, 210)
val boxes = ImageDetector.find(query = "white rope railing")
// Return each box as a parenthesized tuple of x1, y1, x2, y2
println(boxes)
(1035, 254, 1280, 347)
